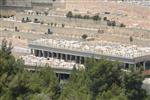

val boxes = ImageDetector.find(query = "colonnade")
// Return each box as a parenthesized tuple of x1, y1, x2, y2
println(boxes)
(123, 61, 150, 71)
(31, 49, 85, 64)
(31, 49, 150, 70)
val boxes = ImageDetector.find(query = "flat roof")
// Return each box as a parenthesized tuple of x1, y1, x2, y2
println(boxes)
(29, 38, 150, 63)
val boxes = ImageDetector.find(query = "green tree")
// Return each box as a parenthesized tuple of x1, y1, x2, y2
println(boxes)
(124, 72, 147, 100)
(83, 15, 90, 19)
(82, 34, 88, 40)
(1, 39, 13, 55)
(0, 40, 59, 100)
(59, 69, 92, 100)
(74, 14, 83, 19)
(86, 60, 123, 98)
(92, 15, 101, 21)
(103, 17, 107, 21)
(107, 20, 112, 26)
(66, 11, 73, 18)
(111, 21, 116, 26)
(120, 23, 126, 27)
(96, 84, 128, 100)
(130, 36, 133, 42)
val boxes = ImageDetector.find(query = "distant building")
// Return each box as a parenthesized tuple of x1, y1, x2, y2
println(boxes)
(32, 0, 66, 10)
(0, 0, 32, 7)
(0, 0, 65, 10)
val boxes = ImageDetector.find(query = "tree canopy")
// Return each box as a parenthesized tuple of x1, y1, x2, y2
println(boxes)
(0, 39, 59, 100)
(0, 39, 149, 100)
(59, 58, 148, 100)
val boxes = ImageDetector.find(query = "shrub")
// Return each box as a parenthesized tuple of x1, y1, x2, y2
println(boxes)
(130, 36, 133, 42)
(120, 23, 126, 27)
(66, 11, 73, 18)
(82, 34, 88, 39)
(92, 15, 101, 21)
(83, 15, 90, 19)
(34, 18, 40, 23)
(40, 21, 44, 24)
(74, 14, 82, 19)
(62, 24, 65, 28)
(111, 21, 116, 26)
(107, 20, 112, 26)
(103, 17, 107, 21)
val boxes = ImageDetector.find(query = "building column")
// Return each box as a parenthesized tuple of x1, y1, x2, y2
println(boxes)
(52, 52, 54, 58)
(70, 55, 73, 61)
(60, 53, 63, 59)
(65, 54, 68, 61)
(42, 50, 44, 57)
(47, 51, 50, 57)
(79, 56, 82, 64)
(38, 50, 41, 57)
(75, 56, 77, 63)
(56, 53, 59, 59)
(143, 61, 146, 70)
(69, 55, 71, 61)
(43, 51, 46, 58)
(46, 51, 48, 58)
(58, 53, 60, 59)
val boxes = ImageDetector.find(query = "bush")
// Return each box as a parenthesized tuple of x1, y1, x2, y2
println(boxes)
(92, 15, 101, 21)
(104, 12, 110, 14)
(82, 34, 88, 39)
(83, 15, 90, 19)
(66, 11, 73, 18)
(15, 26, 18, 32)
(74, 14, 83, 19)
(34, 18, 40, 23)
(62, 24, 65, 28)
(107, 20, 116, 26)
(54, 23, 57, 27)
(111, 21, 116, 26)
(36, 11, 39, 15)
(103, 17, 107, 21)
(40, 21, 44, 24)
(51, 22, 54, 26)
(129, 36, 133, 42)
(3, 15, 8, 18)
(120, 23, 126, 27)
(107, 20, 112, 26)
(44, 12, 48, 16)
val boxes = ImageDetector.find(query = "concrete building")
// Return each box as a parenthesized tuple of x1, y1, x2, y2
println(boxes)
(28, 38, 150, 71)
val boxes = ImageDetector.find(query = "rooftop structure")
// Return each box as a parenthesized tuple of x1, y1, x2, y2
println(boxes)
(27, 38, 150, 71)
(30, 38, 150, 59)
